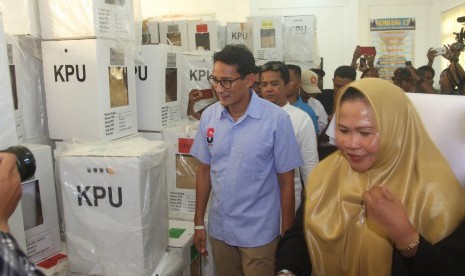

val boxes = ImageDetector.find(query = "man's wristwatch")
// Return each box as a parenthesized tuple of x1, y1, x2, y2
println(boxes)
(276, 269, 296, 276)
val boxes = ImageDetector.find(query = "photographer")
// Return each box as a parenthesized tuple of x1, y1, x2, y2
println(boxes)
(350, 45, 379, 79)
(0, 151, 44, 276)
(441, 43, 465, 95)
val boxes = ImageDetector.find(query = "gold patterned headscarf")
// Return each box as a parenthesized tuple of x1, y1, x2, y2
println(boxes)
(305, 78, 465, 276)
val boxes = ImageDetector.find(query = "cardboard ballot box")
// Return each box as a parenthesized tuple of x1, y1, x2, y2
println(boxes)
(180, 52, 216, 119)
(283, 15, 319, 62)
(42, 38, 138, 140)
(56, 138, 169, 276)
(8, 144, 61, 263)
(162, 121, 200, 220)
(246, 16, 283, 61)
(159, 20, 189, 52)
(226, 22, 248, 45)
(136, 44, 183, 131)
(38, 0, 138, 40)
(1, 0, 41, 37)
(187, 20, 220, 52)
(6, 35, 49, 144)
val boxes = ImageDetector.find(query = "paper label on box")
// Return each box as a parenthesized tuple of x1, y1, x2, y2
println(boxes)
(37, 253, 68, 269)
(27, 229, 52, 260)
(169, 228, 186, 239)
(178, 138, 194, 153)
(167, 52, 177, 68)
(168, 24, 180, 33)
(110, 48, 125, 66)
(261, 20, 274, 29)
(196, 24, 208, 33)
(103, 110, 135, 137)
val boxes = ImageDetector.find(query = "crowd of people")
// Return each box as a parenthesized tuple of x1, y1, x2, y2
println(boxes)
(188, 43, 465, 276)
(1, 41, 464, 276)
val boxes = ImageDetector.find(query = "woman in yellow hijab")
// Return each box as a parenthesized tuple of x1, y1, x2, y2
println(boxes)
(276, 78, 465, 276)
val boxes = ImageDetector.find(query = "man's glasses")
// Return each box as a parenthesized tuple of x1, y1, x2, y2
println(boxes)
(207, 75, 244, 89)
(260, 62, 286, 71)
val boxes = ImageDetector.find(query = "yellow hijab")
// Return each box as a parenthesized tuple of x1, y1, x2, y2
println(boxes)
(305, 78, 465, 276)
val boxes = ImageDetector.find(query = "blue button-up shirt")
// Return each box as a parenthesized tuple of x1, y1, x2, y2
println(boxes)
(190, 90, 303, 247)
(293, 96, 319, 134)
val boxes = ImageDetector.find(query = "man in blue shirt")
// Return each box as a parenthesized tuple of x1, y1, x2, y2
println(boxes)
(285, 64, 319, 134)
(190, 44, 303, 276)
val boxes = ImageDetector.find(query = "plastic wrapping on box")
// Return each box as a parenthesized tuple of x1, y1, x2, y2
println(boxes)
(8, 144, 61, 262)
(181, 51, 216, 119)
(159, 20, 189, 52)
(283, 15, 320, 63)
(0, 0, 40, 37)
(55, 137, 169, 276)
(152, 250, 185, 276)
(187, 20, 220, 52)
(246, 16, 283, 61)
(136, 44, 183, 131)
(162, 120, 205, 221)
(226, 22, 248, 45)
(38, 0, 142, 53)
(0, 13, 18, 149)
(6, 35, 50, 145)
(142, 17, 160, 45)
(406, 93, 465, 188)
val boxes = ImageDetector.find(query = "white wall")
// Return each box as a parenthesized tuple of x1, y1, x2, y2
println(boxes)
(140, 0, 464, 88)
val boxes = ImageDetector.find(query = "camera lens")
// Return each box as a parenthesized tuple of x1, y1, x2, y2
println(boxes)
(1, 145, 36, 182)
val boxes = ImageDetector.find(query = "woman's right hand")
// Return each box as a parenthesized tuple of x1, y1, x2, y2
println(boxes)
(362, 186, 418, 249)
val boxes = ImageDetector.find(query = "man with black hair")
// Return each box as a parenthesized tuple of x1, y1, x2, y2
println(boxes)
(415, 65, 437, 93)
(286, 64, 319, 133)
(190, 44, 302, 276)
(316, 65, 356, 116)
(317, 65, 356, 160)
(260, 61, 319, 213)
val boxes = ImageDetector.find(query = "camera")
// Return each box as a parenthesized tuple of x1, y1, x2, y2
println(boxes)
(405, 61, 412, 66)
(360, 57, 367, 67)
(0, 145, 36, 182)
(432, 46, 446, 56)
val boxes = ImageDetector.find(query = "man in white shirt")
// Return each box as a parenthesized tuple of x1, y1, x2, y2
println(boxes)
(260, 61, 319, 211)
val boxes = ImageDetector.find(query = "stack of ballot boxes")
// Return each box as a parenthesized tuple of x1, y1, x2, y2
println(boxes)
(39, 0, 140, 141)
(8, 144, 61, 264)
(55, 137, 169, 275)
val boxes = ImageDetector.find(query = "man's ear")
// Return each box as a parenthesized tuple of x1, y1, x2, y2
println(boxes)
(245, 73, 255, 87)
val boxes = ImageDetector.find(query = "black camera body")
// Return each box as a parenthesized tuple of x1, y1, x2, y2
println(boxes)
(0, 145, 36, 182)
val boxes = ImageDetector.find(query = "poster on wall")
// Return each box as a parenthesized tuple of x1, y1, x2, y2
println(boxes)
(370, 18, 416, 81)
